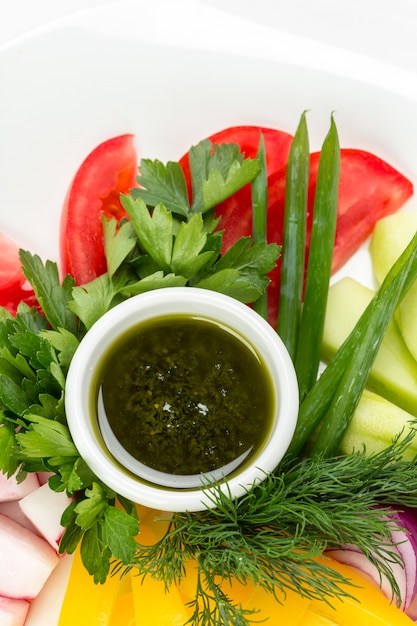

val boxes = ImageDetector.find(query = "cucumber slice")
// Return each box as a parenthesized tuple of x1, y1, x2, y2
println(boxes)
(340, 388, 417, 461)
(322, 276, 417, 417)
(370, 211, 417, 362)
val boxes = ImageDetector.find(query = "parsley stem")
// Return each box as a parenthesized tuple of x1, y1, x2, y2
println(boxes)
(251, 133, 269, 320)
(277, 111, 309, 360)
(287, 228, 417, 458)
(294, 115, 340, 400)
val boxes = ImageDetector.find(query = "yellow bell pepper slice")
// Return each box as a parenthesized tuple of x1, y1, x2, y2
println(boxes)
(131, 574, 188, 626)
(298, 608, 339, 625)
(59, 509, 416, 626)
(245, 581, 310, 624)
(176, 556, 311, 623)
(58, 544, 128, 626)
(308, 557, 414, 626)
(135, 504, 172, 545)
(108, 588, 136, 626)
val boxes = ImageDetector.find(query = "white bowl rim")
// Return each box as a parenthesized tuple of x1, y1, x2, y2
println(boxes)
(65, 287, 299, 512)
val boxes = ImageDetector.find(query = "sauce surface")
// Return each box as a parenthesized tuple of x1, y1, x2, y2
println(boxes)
(97, 315, 275, 477)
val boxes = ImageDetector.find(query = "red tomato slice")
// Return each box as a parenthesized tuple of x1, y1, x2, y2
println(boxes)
(0, 232, 26, 292)
(179, 125, 293, 181)
(179, 124, 293, 266)
(264, 149, 414, 325)
(0, 232, 37, 315)
(0, 283, 38, 316)
(181, 131, 413, 327)
(60, 134, 138, 285)
(179, 125, 293, 327)
(179, 126, 292, 214)
(320, 149, 414, 272)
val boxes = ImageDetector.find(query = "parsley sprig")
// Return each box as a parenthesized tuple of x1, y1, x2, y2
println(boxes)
(0, 138, 279, 592)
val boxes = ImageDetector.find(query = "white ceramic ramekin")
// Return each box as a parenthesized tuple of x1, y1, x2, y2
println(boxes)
(65, 287, 299, 512)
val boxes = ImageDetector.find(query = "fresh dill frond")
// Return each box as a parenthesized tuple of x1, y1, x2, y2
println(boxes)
(124, 430, 417, 624)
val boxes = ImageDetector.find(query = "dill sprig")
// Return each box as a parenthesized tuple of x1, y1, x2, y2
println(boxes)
(123, 430, 417, 624)
(184, 565, 260, 626)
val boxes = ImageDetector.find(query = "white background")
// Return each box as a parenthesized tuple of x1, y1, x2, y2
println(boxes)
(2, 0, 417, 73)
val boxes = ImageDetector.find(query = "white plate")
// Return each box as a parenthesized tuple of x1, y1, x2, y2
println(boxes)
(2, 1, 417, 623)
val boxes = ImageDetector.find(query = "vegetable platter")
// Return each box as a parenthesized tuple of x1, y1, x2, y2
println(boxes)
(3, 1, 417, 624)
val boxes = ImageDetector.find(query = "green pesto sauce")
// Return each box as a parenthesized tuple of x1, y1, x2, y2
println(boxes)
(96, 315, 275, 477)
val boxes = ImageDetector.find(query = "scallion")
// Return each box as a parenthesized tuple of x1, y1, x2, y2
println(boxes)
(277, 111, 309, 359)
(252, 133, 269, 320)
(294, 115, 340, 400)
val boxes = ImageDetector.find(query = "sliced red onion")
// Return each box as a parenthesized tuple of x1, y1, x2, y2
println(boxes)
(327, 506, 417, 616)
(390, 508, 417, 619)
(326, 544, 406, 609)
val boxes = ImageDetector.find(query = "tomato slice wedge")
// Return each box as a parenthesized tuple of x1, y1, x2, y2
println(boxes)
(265, 149, 413, 325)
(181, 129, 413, 327)
(60, 134, 138, 285)
(322, 149, 414, 272)
(267, 149, 413, 298)
(0, 232, 37, 315)
(178, 125, 293, 326)
(179, 125, 293, 181)
(179, 124, 294, 246)
(0, 232, 26, 292)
